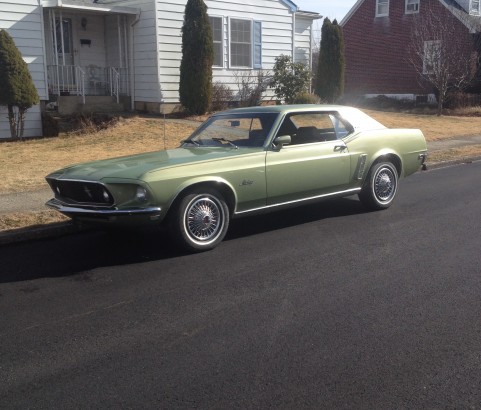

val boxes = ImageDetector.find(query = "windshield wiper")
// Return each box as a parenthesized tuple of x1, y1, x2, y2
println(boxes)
(212, 137, 238, 149)
(182, 139, 200, 146)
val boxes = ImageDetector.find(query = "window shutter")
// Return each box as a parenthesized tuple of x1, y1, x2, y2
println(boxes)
(253, 21, 262, 69)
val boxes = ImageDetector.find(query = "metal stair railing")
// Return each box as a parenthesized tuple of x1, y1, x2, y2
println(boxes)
(47, 65, 85, 104)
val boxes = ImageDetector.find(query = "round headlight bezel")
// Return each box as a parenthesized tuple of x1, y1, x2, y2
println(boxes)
(135, 186, 149, 202)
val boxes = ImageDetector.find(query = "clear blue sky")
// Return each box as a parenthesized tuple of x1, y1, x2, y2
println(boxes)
(294, 0, 358, 42)
(295, 0, 358, 21)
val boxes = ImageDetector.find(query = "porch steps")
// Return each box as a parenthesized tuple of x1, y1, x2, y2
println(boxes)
(58, 96, 128, 115)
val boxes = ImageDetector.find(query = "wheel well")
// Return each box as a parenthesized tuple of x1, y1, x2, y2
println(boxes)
(169, 182, 236, 216)
(372, 154, 402, 177)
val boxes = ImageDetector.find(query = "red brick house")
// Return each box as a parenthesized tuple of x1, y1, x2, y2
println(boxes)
(340, 0, 481, 102)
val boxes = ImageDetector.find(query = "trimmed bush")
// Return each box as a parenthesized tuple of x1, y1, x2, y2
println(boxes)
(316, 18, 345, 103)
(179, 0, 213, 115)
(0, 29, 39, 139)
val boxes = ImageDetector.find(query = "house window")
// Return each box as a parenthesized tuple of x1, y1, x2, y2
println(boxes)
(471, 0, 480, 14)
(209, 16, 223, 67)
(405, 0, 420, 14)
(228, 19, 262, 69)
(423, 40, 441, 74)
(230, 19, 252, 67)
(376, 0, 389, 16)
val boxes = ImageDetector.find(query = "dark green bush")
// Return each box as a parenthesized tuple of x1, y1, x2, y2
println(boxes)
(179, 0, 213, 115)
(316, 18, 345, 104)
(0, 29, 39, 139)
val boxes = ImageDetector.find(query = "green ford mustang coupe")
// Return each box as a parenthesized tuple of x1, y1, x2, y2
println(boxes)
(46, 105, 427, 251)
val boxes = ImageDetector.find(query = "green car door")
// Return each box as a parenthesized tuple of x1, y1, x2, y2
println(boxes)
(265, 112, 352, 205)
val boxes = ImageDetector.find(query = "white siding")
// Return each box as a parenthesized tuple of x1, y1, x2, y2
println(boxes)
(0, 105, 42, 139)
(0, 0, 47, 138)
(294, 16, 312, 66)
(152, 0, 294, 103)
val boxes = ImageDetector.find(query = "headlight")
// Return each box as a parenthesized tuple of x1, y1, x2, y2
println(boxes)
(135, 186, 148, 202)
(102, 189, 110, 202)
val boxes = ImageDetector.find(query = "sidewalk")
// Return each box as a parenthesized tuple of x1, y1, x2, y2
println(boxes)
(1, 136, 480, 244)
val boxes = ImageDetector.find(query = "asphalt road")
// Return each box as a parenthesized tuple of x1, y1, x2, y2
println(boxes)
(1, 161, 480, 409)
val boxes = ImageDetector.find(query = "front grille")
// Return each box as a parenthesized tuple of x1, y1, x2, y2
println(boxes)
(47, 179, 114, 206)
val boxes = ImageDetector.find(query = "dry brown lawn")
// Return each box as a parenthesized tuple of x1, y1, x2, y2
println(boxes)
(0, 210, 68, 232)
(363, 109, 481, 141)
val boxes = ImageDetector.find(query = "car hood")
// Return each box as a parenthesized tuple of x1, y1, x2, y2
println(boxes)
(48, 147, 258, 181)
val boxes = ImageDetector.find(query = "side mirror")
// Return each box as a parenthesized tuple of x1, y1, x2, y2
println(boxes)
(273, 135, 291, 150)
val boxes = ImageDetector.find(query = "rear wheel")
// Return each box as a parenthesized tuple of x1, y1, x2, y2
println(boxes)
(170, 189, 230, 252)
(359, 162, 398, 210)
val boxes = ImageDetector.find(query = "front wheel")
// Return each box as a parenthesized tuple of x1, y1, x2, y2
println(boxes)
(170, 189, 230, 252)
(359, 162, 398, 210)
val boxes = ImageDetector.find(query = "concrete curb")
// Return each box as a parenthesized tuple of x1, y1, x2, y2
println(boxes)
(1, 156, 480, 246)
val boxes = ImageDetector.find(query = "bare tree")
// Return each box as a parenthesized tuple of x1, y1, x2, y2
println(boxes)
(408, 6, 476, 115)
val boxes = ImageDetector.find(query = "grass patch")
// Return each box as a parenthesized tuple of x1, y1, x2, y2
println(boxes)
(428, 145, 481, 163)
(0, 210, 68, 231)
(362, 109, 481, 141)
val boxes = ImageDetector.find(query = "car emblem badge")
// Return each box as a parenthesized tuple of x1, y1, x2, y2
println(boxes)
(241, 179, 254, 186)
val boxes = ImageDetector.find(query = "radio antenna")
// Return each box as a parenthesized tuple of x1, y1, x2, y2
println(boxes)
(162, 106, 166, 150)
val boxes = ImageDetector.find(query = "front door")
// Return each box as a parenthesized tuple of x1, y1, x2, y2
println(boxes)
(54, 18, 74, 66)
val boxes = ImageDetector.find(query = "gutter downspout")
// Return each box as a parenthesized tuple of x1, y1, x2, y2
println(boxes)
(129, 11, 141, 111)
(309, 18, 313, 93)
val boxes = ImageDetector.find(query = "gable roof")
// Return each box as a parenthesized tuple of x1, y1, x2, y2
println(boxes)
(280, 0, 298, 12)
(340, 0, 366, 26)
(278, 0, 321, 18)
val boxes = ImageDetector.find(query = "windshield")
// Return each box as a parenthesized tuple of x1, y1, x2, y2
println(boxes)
(184, 113, 279, 148)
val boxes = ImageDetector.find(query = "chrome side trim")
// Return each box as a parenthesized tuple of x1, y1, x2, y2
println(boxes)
(234, 187, 361, 215)
(46, 198, 161, 216)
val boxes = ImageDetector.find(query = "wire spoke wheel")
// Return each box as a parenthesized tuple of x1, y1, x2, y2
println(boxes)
(185, 196, 222, 243)
(359, 161, 398, 210)
(374, 166, 396, 202)
(171, 189, 230, 252)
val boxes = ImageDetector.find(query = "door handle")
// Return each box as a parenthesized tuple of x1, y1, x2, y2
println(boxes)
(334, 144, 347, 152)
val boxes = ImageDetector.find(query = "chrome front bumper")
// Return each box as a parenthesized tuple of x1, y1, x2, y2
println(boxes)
(46, 198, 162, 218)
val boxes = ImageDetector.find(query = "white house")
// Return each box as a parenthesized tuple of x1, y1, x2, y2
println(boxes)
(0, 0, 320, 139)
